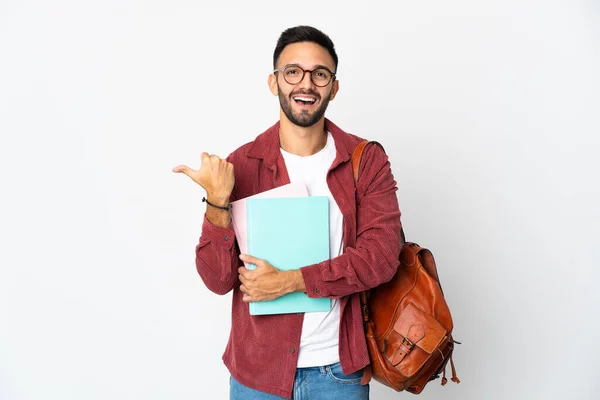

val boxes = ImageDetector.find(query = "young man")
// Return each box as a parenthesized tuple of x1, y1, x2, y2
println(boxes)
(173, 26, 403, 400)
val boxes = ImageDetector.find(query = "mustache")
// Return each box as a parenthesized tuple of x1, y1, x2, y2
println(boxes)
(289, 90, 321, 100)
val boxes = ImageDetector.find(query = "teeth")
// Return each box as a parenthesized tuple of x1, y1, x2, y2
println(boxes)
(294, 97, 316, 103)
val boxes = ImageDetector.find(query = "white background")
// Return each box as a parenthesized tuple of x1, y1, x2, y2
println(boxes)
(1, 1, 599, 399)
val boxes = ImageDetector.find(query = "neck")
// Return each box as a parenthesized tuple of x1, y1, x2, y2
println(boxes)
(279, 114, 327, 157)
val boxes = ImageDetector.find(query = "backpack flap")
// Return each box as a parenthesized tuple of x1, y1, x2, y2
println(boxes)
(385, 302, 448, 378)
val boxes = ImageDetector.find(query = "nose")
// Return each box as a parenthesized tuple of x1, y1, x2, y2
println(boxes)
(297, 70, 315, 89)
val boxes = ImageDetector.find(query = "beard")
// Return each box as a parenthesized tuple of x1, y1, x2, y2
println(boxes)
(277, 83, 332, 128)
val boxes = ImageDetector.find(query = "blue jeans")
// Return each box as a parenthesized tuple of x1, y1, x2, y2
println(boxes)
(230, 362, 369, 399)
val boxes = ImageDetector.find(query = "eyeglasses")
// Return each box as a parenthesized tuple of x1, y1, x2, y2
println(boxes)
(273, 65, 336, 87)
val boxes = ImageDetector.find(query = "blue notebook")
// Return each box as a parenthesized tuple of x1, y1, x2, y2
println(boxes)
(246, 196, 331, 315)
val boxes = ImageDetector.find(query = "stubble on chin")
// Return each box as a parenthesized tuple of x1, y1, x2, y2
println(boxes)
(278, 89, 331, 128)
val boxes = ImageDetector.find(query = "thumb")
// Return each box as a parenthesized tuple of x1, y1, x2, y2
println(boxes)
(240, 254, 270, 269)
(172, 164, 193, 176)
(239, 254, 262, 265)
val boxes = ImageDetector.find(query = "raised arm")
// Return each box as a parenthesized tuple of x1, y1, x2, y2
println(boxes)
(173, 153, 241, 295)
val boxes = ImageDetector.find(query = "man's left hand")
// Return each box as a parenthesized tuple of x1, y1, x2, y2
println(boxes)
(238, 254, 304, 302)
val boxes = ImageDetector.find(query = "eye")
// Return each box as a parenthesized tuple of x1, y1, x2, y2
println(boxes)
(313, 69, 330, 79)
(285, 67, 301, 75)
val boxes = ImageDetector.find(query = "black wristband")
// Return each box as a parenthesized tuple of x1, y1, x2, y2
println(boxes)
(202, 197, 232, 211)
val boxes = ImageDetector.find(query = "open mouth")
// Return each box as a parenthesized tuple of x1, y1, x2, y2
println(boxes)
(293, 96, 318, 106)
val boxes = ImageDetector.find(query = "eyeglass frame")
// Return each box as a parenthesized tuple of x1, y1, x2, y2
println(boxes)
(273, 64, 337, 87)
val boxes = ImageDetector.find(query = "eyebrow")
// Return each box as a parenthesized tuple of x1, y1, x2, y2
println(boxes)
(284, 63, 335, 73)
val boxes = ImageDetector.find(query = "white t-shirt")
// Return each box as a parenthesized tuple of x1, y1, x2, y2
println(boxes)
(280, 131, 343, 367)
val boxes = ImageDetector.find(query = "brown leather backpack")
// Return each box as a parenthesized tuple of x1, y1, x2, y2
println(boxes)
(352, 141, 460, 394)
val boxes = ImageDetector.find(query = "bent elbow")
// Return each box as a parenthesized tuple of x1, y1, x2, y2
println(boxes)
(196, 259, 236, 296)
(379, 258, 400, 285)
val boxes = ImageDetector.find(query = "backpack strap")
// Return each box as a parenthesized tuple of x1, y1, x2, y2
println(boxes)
(351, 140, 369, 182)
(351, 140, 394, 386)
(351, 140, 381, 323)
(351, 140, 376, 385)
(351, 140, 382, 183)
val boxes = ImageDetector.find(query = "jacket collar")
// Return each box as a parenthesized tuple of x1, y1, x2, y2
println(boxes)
(245, 118, 354, 170)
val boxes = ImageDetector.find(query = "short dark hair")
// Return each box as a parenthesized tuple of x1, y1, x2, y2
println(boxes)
(273, 25, 338, 71)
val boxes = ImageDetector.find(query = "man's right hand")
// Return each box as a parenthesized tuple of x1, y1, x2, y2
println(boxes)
(172, 152, 235, 207)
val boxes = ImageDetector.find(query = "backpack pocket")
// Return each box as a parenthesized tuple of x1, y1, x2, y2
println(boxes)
(384, 302, 447, 378)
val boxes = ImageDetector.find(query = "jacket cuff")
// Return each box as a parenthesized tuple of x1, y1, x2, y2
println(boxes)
(200, 215, 236, 250)
(300, 262, 329, 298)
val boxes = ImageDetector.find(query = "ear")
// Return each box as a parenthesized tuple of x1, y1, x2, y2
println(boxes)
(268, 74, 278, 96)
(329, 79, 340, 101)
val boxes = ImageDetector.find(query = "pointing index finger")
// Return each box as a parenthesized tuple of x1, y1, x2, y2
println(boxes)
(201, 152, 210, 164)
